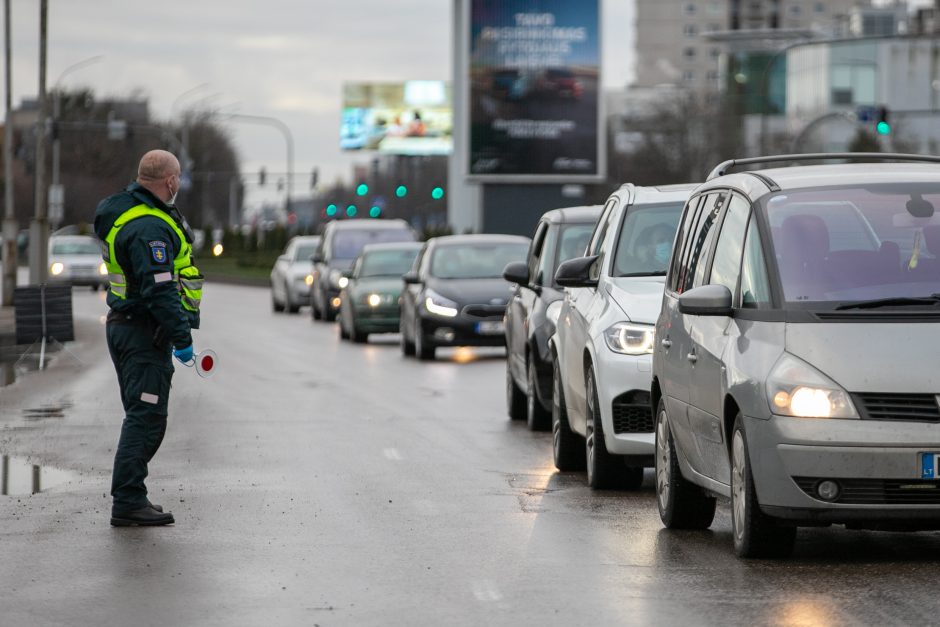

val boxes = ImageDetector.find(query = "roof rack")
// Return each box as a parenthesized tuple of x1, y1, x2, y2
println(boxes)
(707, 152, 940, 181)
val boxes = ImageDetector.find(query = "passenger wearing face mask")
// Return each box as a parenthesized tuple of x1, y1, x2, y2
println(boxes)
(93, 150, 204, 527)
(637, 223, 676, 269)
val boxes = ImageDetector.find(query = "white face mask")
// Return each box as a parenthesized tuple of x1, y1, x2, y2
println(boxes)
(167, 177, 179, 206)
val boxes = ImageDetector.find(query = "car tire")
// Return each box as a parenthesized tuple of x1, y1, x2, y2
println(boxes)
(286, 283, 300, 313)
(585, 364, 624, 490)
(272, 286, 285, 313)
(414, 318, 435, 360)
(731, 414, 796, 558)
(526, 358, 551, 431)
(552, 355, 585, 471)
(506, 364, 526, 421)
(311, 289, 322, 320)
(655, 398, 717, 530)
(350, 322, 368, 344)
(400, 315, 415, 356)
(339, 317, 350, 340)
(323, 301, 337, 322)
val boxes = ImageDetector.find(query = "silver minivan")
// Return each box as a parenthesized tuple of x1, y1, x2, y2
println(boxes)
(651, 155, 940, 558)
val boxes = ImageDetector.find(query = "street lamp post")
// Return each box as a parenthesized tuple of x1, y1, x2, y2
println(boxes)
(28, 0, 49, 285)
(223, 113, 294, 214)
(2, 0, 17, 306)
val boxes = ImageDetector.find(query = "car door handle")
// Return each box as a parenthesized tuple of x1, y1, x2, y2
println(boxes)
(686, 353, 698, 363)
(660, 339, 672, 349)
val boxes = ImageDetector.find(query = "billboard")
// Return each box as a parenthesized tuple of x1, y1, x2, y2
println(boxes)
(341, 81, 452, 155)
(467, 0, 602, 181)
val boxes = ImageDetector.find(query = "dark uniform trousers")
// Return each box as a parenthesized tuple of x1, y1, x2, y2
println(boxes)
(106, 311, 173, 512)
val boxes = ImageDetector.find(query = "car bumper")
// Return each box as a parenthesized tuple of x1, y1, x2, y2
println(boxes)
(418, 312, 506, 348)
(49, 272, 107, 287)
(746, 413, 940, 523)
(352, 306, 401, 333)
(594, 348, 655, 457)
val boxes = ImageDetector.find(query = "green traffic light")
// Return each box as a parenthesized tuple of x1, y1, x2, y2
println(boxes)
(369, 206, 381, 218)
(431, 187, 444, 200)
(356, 184, 369, 196)
(326, 204, 337, 216)
(876, 121, 891, 135)
(395, 185, 408, 198)
(346, 204, 357, 217)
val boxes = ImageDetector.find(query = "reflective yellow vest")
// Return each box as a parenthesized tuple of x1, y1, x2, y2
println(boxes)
(103, 204, 204, 312)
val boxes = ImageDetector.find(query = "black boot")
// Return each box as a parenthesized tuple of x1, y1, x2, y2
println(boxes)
(110, 505, 175, 527)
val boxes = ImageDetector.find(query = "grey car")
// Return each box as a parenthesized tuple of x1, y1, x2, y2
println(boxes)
(651, 155, 940, 558)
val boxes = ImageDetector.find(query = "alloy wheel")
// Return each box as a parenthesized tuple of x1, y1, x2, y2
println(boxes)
(732, 430, 747, 543)
(656, 408, 671, 512)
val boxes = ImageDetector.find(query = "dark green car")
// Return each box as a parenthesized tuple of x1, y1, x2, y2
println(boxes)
(339, 242, 423, 343)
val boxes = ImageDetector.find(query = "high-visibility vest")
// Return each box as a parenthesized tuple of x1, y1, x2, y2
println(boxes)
(102, 204, 204, 312)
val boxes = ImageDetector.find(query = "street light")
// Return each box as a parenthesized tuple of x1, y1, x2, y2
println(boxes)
(222, 113, 295, 215)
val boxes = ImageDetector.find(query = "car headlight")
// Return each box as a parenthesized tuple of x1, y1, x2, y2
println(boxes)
(546, 300, 563, 326)
(329, 269, 348, 289)
(367, 293, 383, 307)
(603, 322, 655, 355)
(304, 274, 314, 286)
(99, 262, 108, 276)
(50, 262, 64, 276)
(424, 289, 458, 318)
(766, 353, 858, 419)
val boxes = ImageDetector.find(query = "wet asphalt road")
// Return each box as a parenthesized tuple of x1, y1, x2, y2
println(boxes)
(2, 283, 940, 626)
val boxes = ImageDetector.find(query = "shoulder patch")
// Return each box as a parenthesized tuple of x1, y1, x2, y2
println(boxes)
(150, 240, 168, 263)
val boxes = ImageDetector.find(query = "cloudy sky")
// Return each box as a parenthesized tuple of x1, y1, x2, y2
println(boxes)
(3, 0, 635, 211)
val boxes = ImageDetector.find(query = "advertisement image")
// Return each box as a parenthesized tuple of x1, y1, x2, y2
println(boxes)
(341, 81, 453, 156)
(468, 0, 601, 180)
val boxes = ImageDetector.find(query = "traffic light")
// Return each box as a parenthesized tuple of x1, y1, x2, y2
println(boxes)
(876, 106, 891, 135)
(431, 186, 444, 200)
(346, 204, 358, 217)
(356, 183, 369, 196)
(369, 206, 381, 218)
(395, 185, 408, 198)
(259, 167, 267, 186)
(326, 204, 338, 217)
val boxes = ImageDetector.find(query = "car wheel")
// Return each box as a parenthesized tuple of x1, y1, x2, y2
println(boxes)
(323, 300, 337, 322)
(400, 315, 415, 356)
(286, 283, 300, 313)
(552, 355, 585, 471)
(339, 316, 350, 340)
(655, 398, 717, 529)
(506, 364, 526, 421)
(272, 286, 285, 313)
(585, 364, 623, 490)
(731, 414, 796, 558)
(526, 357, 550, 431)
(311, 288, 322, 320)
(415, 318, 435, 360)
(350, 320, 368, 344)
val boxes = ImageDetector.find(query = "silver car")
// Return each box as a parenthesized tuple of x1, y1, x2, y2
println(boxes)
(652, 155, 940, 558)
(48, 235, 107, 290)
(271, 235, 320, 313)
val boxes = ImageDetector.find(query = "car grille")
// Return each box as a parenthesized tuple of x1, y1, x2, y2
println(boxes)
(612, 390, 653, 434)
(853, 393, 940, 422)
(461, 304, 505, 319)
(794, 477, 940, 505)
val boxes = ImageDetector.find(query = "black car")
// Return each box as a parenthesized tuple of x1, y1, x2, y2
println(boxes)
(338, 242, 422, 343)
(503, 205, 602, 430)
(310, 219, 416, 322)
(400, 234, 530, 361)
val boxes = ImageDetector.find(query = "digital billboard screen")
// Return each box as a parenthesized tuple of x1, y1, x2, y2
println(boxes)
(341, 81, 452, 155)
(467, 0, 602, 181)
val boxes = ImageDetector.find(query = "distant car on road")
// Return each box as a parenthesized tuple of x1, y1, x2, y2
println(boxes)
(48, 234, 107, 291)
(400, 234, 530, 360)
(310, 219, 416, 322)
(503, 205, 602, 431)
(338, 241, 422, 343)
(270, 235, 321, 313)
(550, 183, 695, 490)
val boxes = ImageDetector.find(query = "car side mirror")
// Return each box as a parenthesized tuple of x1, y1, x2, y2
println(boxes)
(402, 271, 421, 285)
(678, 284, 733, 316)
(341, 269, 353, 279)
(554, 255, 599, 288)
(502, 261, 529, 285)
(311, 253, 323, 264)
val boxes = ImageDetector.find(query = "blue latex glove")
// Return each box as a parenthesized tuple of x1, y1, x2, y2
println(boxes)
(173, 344, 194, 364)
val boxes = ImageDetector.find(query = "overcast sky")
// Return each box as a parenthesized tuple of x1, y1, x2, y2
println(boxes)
(2, 0, 635, 212)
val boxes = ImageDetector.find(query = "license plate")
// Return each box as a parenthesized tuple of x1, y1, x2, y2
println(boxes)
(921, 453, 940, 479)
(476, 321, 504, 335)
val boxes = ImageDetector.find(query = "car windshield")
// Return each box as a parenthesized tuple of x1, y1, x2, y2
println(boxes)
(333, 229, 413, 260)
(358, 248, 420, 278)
(431, 242, 528, 279)
(52, 239, 100, 255)
(762, 184, 940, 306)
(293, 243, 319, 262)
(612, 202, 684, 277)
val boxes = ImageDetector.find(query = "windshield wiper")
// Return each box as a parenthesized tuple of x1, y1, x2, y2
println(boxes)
(835, 295, 940, 311)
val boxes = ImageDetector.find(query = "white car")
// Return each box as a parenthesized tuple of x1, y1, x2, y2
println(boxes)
(550, 183, 695, 489)
(270, 235, 320, 313)
(48, 235, 107, 290)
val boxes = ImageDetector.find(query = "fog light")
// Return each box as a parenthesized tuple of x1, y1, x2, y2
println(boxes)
(331, 297, 342, 308)
(433, 328, 455, 342)
(816, 480, 840, 501)
(304, 274, 313, 286)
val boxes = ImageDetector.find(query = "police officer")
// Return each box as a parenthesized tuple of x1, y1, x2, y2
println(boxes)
(94, 150, 204, 527)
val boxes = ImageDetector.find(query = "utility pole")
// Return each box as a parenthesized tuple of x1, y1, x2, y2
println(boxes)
(28, 0, 49, 285)
(2, 0, 17, 306)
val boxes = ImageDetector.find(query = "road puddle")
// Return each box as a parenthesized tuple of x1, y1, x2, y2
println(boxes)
(0, 455, 78, 495)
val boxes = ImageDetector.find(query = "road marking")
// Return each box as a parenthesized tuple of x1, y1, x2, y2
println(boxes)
(383, 448, 403, 461)
(471, 580, 503, 603)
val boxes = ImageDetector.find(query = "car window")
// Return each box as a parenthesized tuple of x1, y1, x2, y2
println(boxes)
(357, 248, 421, 278)
(51, 239, 100, 255)
(763, 184, 940, 305)
(430, 242, 529, 279)
(332, 228, 414, 260)
(739, 217, 772, 309)
(611, 202, 684, 277)
(669, 195, 704, 293)
(708, 194, 750, 293)
(690, 193, 727, 289)
(535, 225, 559, 286)
(588, 197, 618, 256)
(527, 222, 548, 285)
(294, 243, 319, 262)
(553, 223, 593, 285)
